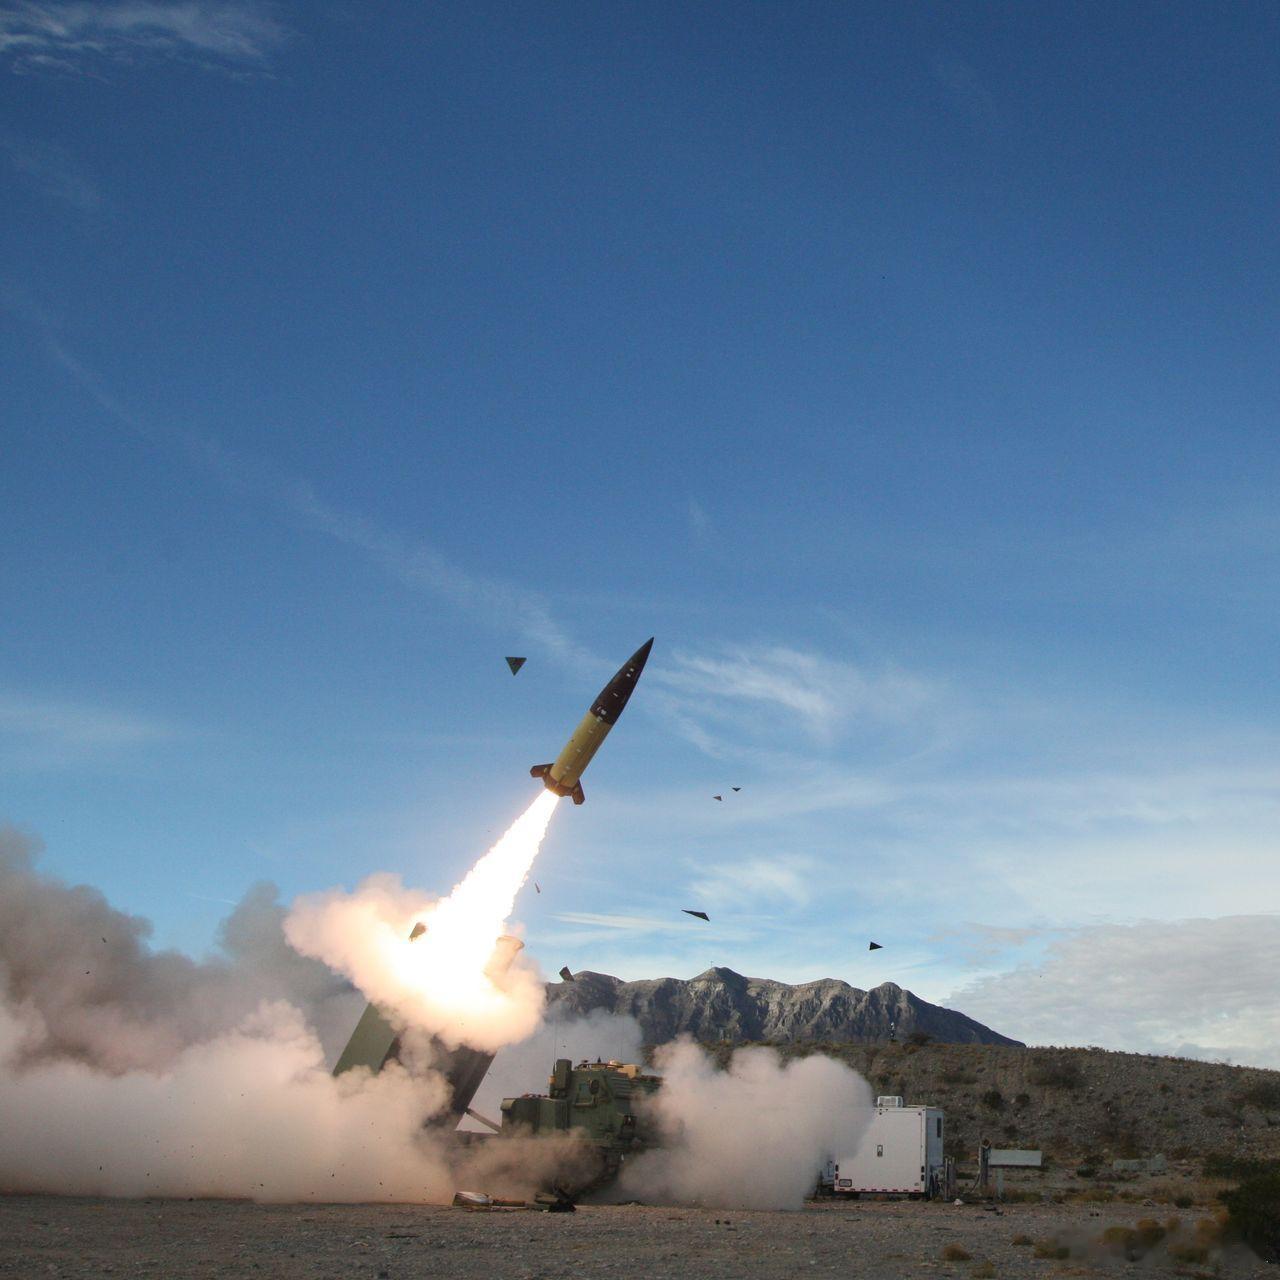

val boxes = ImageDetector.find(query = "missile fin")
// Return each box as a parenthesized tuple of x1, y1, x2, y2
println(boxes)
(571, 782, 585, 805)
(530, 763, 552, 779)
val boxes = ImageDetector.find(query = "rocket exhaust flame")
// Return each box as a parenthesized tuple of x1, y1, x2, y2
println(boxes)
(286, 791, 561, 1054)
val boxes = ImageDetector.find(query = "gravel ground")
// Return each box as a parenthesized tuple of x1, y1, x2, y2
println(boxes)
(0, 1195, 1271, 1279)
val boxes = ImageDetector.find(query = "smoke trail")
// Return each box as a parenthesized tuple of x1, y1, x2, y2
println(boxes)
(619, 1040, 873, 1209)
(285, 792, 560, 1052)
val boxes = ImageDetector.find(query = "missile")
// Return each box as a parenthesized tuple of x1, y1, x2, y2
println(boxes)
(530, 637, 653, 804)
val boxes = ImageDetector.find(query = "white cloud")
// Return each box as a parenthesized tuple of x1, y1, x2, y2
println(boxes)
(0, 692, 172, 763)
(688, 854, 816, 910)
(654, 644, 937, 747)
(0, 130, 99, 209)
(950, 915, 1280, 1069)
(0, 1, 288, 75)
(931, 50, 1000, 129)
(551, 911, 694, 935)
(280, 479, 596, 669)
(15, 325, 597, 674)
(687, 497, 711, 539)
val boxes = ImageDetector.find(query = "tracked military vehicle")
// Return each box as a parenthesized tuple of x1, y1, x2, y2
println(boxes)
(500, 1057, 663, 1188)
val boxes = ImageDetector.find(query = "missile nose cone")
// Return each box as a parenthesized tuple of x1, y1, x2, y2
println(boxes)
(633, 637, 654, 671)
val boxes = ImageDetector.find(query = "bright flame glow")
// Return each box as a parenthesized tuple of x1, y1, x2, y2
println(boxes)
(285, 791, 561, 1053)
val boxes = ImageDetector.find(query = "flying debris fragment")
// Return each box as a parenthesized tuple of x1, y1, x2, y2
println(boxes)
(732, 786, 741, 792)
(682, 910, 710, 922)
(868, 941, 883, 951)
(530, 637, 653, 805)
(713, 795, 723, 801)
(558, 966, 575, 982)
(506, 656, 527, 675)
(534, 882, 541, 894)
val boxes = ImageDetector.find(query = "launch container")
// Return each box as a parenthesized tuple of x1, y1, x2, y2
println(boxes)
(830, 1098, 946, 1198)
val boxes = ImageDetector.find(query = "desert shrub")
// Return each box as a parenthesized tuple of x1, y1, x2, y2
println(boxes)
(969, 1263, 995, 1279)
(942, 1069, 977, 1085)
(1001, 1189, 1039, 1204)
(1027, 1057, 1082, 1090)
(1220, 1172, 1280, 1263)
(1134, 1219, 1166, 1248)
(1013, 1092, 1030, 1108)
(980, 1089, 1004, 1111)
(1202, 1102, 1243, 1122)
(1075, 1165, 1097, 1179)
(1099, 1226, 1130, 1248)
(940, 1243, 971, 1261)
(1236, 1079, 1280, 1110)
(1168, 1242, 1209, 1264)
(1010, 1234, 1032, 1247)
(1032, 1239, 1069, 1259)
(1099, 1224, 1164, 1259)
(905, 1029, 933, 1047)
(1193, 1213, 1228, 1247)
(1203, 1153, 1280, 1180)
(1075, 1187, 1116, 1203)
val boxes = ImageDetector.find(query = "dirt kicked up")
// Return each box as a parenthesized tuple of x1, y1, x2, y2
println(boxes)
(0, 1195, 1272, 1280)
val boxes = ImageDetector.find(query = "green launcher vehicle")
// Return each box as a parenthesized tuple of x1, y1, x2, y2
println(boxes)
(500, 1057, 663, 1187)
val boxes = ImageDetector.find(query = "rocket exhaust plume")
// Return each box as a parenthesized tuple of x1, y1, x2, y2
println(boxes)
(286, 791, 561, 1053)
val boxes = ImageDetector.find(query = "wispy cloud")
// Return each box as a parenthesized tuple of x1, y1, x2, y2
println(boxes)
(552, 911, 697, 935)
(931, 50, 1000, 130)
(928, 922, 1051, 967)
(280, 479, 595, 669)
(687, 497, 711, 540)
(653, 643, 939, 751)
(688, 854, 817, 910)
(0, 129, 99, 209)
(10, 318, 596, 671)
(0, 1, 289, 76)
(950, 915, 1280, 1069)
(0, 691, 173, 765)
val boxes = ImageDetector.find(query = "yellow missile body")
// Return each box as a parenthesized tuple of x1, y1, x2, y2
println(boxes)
(530, 637, 653, 804)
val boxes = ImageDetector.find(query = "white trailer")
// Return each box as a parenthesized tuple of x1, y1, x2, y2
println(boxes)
(831, 1097, 945, 1198)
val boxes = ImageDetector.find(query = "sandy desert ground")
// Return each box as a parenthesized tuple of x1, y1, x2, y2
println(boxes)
(0, 1195, 1272, 1280)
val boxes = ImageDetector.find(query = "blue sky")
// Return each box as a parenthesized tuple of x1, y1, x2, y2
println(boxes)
(3, 1, 1279, 1064)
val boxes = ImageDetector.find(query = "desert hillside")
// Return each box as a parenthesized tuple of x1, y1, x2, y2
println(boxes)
(715, 1039, 1280, 1175)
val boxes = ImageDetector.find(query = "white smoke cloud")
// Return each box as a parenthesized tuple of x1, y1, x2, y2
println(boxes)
(620, 1041, 872, 1209)
(0, 817, 574, 1204)
(0, 817, 875, 1210)
(0, 999, 456, 1201)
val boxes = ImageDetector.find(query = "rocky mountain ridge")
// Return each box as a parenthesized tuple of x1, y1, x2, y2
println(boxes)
(546, 965, 1020, 1047)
